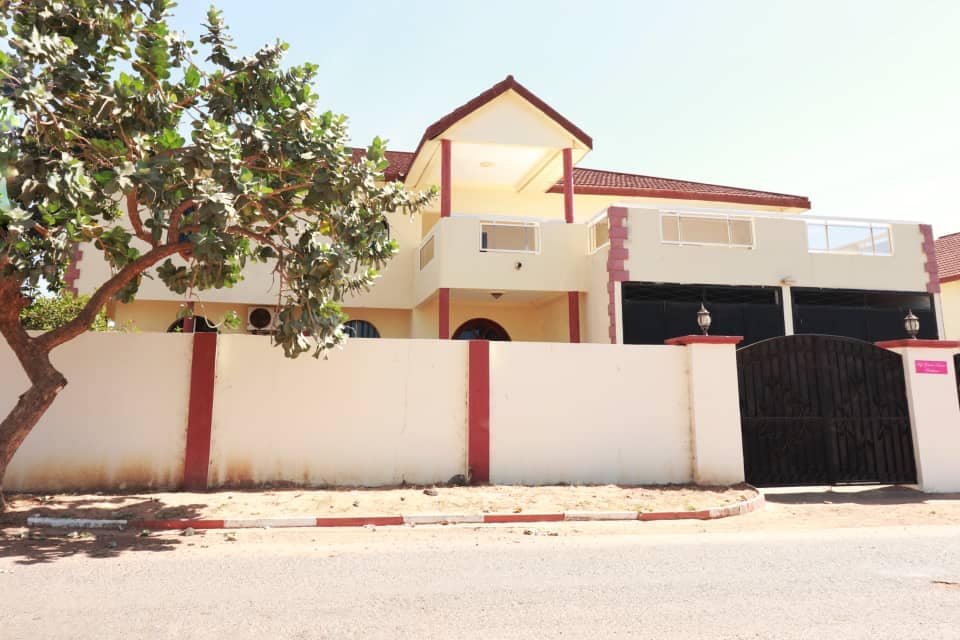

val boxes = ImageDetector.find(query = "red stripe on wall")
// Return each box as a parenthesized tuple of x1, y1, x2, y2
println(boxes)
(567, 291, 581, 343)
(439, 287, 450, 339)
(468, 340, 491, 483)
(182, 332, 217, 491)
(441, 139, 452, 218)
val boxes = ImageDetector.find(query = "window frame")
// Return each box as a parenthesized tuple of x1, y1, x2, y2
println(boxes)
(805, 220, 894, 256)
(478, 220, 541, 254)
(659, 212, 756, 249)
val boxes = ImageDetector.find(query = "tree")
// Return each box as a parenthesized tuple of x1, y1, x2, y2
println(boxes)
(0, 0, 434, 507)
(19, 294, 109, 331)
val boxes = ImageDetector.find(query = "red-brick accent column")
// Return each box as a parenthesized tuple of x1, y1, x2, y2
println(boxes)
(468, 340, 490, 483)
(563, 147, 581, 342)
(441, 139, 452, 218)
(182, 332, 217, 491)
(607, 206, 630, 344)
(439, 287, 450, 339)
(919, 224, 940, 294)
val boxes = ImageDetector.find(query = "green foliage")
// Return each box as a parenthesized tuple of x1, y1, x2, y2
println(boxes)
(20, 294, 109, 332)
(0, 1, 435, 357)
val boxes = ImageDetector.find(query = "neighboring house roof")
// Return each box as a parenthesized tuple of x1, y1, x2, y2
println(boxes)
(935, 233, 960, 283)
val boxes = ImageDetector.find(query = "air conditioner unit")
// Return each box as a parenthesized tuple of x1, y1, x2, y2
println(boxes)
(247, 306, 277, 332)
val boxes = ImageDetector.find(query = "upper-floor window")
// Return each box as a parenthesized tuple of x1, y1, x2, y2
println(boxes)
(419, 234, 436, 270)
(344, 319, 380, 338)
(660, 213, 754, 248)
(806, 221, 892, 256)
(589, 216, 610, 252)
(480, 221, 539, 253)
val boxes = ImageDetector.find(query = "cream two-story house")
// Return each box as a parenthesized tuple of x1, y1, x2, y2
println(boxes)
(71, 76, 943, 345)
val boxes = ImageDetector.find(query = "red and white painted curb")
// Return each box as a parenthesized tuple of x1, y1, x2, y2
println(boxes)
(25, 491, 764, 531)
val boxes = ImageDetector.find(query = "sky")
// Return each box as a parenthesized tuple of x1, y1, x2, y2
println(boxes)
(167, 0, 960, 236)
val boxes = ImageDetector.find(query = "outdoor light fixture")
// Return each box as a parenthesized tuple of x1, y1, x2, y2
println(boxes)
(697, 303, 712, 336)
(904, 309, 920, 340)
(490, 292, 504, 300)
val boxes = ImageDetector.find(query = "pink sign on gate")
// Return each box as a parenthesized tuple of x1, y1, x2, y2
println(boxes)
(915, 360, 949, 375)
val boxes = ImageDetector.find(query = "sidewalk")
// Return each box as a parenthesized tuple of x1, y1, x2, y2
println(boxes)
(3, 483, 761, 530)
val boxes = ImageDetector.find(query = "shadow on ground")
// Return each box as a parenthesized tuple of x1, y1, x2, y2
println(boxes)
(0, 494, 207, 565)
(763, 485, 960, 506)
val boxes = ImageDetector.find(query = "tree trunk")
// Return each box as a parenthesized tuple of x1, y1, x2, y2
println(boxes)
(0, 278, 67, 511)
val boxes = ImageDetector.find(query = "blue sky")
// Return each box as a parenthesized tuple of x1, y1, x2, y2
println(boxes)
(169, 1, 960, 236)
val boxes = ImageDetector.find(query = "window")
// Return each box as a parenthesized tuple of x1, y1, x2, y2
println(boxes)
(589, 217, 610, 252)
(166, 316, 218, 333)
(452, 318, 511, 341)
(806, 221, 893, 256)
(660, 213, 754, 248)
(419, 235, 435, 270)
(343, 320, 380, 338)
(480, 222, 539, 253)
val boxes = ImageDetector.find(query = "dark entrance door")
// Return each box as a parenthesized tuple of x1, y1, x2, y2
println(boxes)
(737, 334, 916, 486)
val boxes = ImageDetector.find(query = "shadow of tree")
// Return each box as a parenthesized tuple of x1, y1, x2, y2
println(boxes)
(763, 485, 960, 506)
(0, 494, 208, 565)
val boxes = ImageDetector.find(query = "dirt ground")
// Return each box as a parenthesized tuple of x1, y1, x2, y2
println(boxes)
(0, 483, 754, 523)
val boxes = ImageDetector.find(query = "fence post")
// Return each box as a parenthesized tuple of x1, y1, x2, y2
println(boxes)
(876, 339, 960, 492)
(666, 335, 745, 485)
(182, 332, 218, 491)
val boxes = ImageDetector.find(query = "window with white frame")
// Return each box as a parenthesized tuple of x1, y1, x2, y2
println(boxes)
(660, 212, 754, 248)
(480, 221, 539, 253)
(589, 216, 610, 252)
(806, 221, 892, 256)
(419, 234, 436, 270)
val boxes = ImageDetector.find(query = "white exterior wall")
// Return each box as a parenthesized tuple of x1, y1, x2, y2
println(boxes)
(584, 245, 610, 344)
(623, 208, 929, 292)
(2, 333, 192, 491)
(488, 342, 692, 485)
(208, 336, 469, 487)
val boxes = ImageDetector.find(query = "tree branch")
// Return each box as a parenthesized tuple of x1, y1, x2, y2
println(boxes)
(166, 200, 194, 244)
(126, 189, 154, 245)
(37, 241, 191, 351)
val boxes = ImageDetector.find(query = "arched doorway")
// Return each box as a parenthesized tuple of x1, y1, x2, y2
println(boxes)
(166, 316, 219, 333)
(452, 318, 510, 341)
(344, 319, 381, 338)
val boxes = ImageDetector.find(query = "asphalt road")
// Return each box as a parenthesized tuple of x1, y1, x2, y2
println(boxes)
(3, 520, 960, 639)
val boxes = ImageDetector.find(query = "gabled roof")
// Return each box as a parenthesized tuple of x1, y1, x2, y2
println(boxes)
(935, 233, 960, 283)
(547, 167, 811, 209)
(411, 75, 593, 159)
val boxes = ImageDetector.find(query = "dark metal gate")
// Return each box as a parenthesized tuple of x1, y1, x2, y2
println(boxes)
(737, 334, 916, 486)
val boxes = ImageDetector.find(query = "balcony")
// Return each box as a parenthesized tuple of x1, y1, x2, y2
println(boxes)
(415, 215, 588, 304)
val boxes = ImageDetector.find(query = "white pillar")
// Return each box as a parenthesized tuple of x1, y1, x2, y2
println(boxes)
(882, 342, 960, 492)
(781, 285, 795, 336)
(668, 336, 745, 485)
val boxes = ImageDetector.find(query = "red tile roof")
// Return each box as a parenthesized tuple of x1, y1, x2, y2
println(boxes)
(548, 167, 811, 209)
(935, 233, 960, 283)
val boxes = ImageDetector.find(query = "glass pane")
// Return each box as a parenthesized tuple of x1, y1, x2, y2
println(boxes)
(807, 223, 828, 251)
(480, 224, 537, 251)
(728, 219, 753, 246)
(419, 235, 435, 269)
(872, 226, 892, 255)
(827, 224, 873, 254)
(661, 215, 680, 242)
(679, 216, 729, 244)
(592, 219, 609, 249)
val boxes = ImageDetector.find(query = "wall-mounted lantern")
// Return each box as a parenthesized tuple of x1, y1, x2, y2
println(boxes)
(904, 310, 920, 340)
(697, 303, 712, 336)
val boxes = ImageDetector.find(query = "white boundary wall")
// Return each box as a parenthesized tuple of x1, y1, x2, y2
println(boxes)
(208, 336, 468, 487)
(2, 333, 192, 491)
(488, 342, 692, 484)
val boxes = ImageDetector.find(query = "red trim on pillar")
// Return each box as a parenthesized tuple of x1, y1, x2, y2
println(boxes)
(875, 339, 960, 349)
(567, 291, 581, 343)
(563, 147, 574, 224)
(468, 340, 490, 483)
(441, 139, 452, 218)
(438, 287, 450, 339)
(665, 335, 743, 346)
(607, 206, 630, 344)
(64, 246, 83, 296)
(182, 301, 196, 334)
(919, 224, 940, 294)
(182, 332, 217, 491)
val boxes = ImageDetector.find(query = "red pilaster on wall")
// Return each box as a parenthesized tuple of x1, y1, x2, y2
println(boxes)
(439, 287, 451, 339)
(182, 332, 217, 491)
(468, 340, 490, 483)
(562, 147, 574, 224)
(64, 246, 83, 297)
(441, 139, 452, 218)
(607, 207, 630, 344)
(567, 291, 581, 343)
(919, 224, 940, 294)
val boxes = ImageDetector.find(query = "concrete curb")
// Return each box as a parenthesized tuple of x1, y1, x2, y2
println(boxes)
(26, 489, 764, 531)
